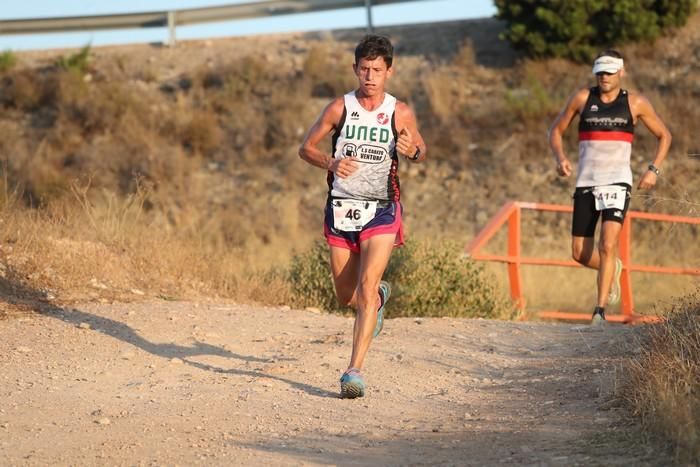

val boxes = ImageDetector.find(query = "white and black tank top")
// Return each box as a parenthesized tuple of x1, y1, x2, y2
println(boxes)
(328, 91, 400, 201)
(577, 87, 635, 187)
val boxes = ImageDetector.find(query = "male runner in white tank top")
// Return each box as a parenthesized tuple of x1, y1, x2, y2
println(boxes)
(299, 35, 427, 398)
(549, 49, 671, 324)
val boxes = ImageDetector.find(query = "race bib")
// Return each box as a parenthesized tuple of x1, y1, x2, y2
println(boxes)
(593, 185, 626, 211)
(332, 199, 378, 232)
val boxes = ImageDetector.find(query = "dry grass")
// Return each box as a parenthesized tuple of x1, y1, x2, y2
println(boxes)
(0, 18, 696, 460)
(0, 182, 294, 314)
(0, 15, 696, 317)
(622, 292, 700, 463)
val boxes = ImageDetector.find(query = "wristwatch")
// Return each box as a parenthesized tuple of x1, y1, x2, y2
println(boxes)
(648, 164, 660, 175)
(407, 146, 421, 161)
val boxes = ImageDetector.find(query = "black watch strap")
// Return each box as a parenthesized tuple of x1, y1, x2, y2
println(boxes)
(408, 146, 421, 161)
(648, 164, 660, 175)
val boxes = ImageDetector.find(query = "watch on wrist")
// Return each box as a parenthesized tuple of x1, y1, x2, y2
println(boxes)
(407, 146, 420, 161)
(648, 164, 660, 175)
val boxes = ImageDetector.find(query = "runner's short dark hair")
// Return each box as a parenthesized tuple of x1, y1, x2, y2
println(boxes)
(355, 34, 394, 67)
(596, 49, 623, 60)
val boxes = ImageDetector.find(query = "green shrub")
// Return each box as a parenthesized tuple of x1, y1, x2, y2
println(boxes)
(495, 0, 697, 62)
(386, 240, 509, 318)
(288, 240, 337, 311)
(0, 50, 17, 72)
(288, 239, 510, 318)
(504, 72, 556, 120)
(56, 44, 92, 74)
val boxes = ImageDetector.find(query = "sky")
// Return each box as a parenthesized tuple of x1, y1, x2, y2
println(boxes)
(0, 0, 496, 51)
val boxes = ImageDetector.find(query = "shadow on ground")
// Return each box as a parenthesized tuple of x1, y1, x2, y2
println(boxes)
(0, 273, 337, 399)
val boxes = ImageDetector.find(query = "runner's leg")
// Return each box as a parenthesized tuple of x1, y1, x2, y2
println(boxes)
(347, 233, 395, 371)
(571, 188, 600, 269)
(571, 236, 599, 269)
(329, 246, 360, 308)
(597, 220, 622, 307)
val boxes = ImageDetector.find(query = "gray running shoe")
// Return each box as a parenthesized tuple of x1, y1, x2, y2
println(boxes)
(608, 258, 623, 306)
(591, 309, 606, 326)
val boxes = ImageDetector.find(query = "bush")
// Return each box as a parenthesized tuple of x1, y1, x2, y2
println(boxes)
(495, 0, 697, 61)
(56, 44, 92, 74)
(622, 291, 700, 463)
(386, 240, 510, 318)
(288, 239, 510, 318)
(288, 240, 337, 311)
(0, 50, 17, 72)
(504, 72, 556, 120)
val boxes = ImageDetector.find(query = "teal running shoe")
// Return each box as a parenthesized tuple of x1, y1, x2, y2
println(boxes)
(340, 368, 365, 399)
(374, 281, 391, 338)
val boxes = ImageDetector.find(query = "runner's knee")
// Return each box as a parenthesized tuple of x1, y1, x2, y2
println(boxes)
(598, 239, 617, 257)
(571, 249, 583, 264)
(572, 244, 590, 264)
(357, 278, 380, 307)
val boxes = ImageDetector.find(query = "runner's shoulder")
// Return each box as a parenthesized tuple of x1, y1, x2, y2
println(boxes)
(572, 86, 591, 103)
(394, 100, 416, 123)
(322, 97, 348, 124)
(566, 87, 591, 113)
(626, 90, 650, 107)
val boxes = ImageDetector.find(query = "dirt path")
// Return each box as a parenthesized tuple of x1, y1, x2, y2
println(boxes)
(0, 301, 670, 466)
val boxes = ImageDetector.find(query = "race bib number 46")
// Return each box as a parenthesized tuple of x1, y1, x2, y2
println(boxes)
(593, 185, 626, 211)
(332, 199, 378, 232)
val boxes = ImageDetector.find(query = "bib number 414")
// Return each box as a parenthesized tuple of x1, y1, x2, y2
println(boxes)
(592, 185, 626, 211)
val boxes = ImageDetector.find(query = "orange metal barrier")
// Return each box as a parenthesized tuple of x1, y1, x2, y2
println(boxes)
(466, 201, 700, 323)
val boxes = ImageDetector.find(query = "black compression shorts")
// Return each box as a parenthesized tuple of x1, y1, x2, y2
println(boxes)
(571, 184, 631, 237)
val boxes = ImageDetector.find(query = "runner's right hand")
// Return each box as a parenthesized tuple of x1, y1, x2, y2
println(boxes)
(328, 157, 359, 179)
(556, 158, 572, 177)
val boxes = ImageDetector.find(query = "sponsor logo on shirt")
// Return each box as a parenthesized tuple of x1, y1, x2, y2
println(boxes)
(344, 124, 392, 143)
(584, 116, 629, 126)
(357, 145, 388, 163)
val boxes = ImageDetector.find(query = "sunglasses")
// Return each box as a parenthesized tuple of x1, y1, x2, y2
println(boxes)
(595, 71, 618, 77)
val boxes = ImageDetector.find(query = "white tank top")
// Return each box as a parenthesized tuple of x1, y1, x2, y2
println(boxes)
(576, 88, 635, 187)
(328, 91, 399, 201)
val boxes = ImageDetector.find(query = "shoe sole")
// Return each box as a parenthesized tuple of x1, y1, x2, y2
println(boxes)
(340, 381, 365, 399)
(380, 281, 392, 301)
(374, 281, 391, 338)
(373, 311, 384, 338)
(591, 314, 606, 326)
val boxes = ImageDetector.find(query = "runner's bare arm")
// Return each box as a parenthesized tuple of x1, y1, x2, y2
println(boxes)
(548, 88, 588, 177)
(299, 98, 359, 178)
(394, 101, 426, 163)
(631, 94, 672, 190)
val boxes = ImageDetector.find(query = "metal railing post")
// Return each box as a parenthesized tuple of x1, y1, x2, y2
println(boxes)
(167, 11, 176, 47)
(619, 215, 634, 318)
(468, 201, 699, 322)
(507, 205, 524, 310)
(365, 0, 373, 33)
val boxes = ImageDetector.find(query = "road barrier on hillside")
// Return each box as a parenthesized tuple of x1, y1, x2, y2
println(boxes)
(0, 0, 430, 46)
(466, 201, 700, 323)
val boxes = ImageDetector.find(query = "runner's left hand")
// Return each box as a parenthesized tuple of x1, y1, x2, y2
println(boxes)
(396, 128, 417, 159)
(638, 171, 657, 190)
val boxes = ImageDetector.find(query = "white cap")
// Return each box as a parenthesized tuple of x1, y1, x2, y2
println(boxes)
(592, 56, 624, 74)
